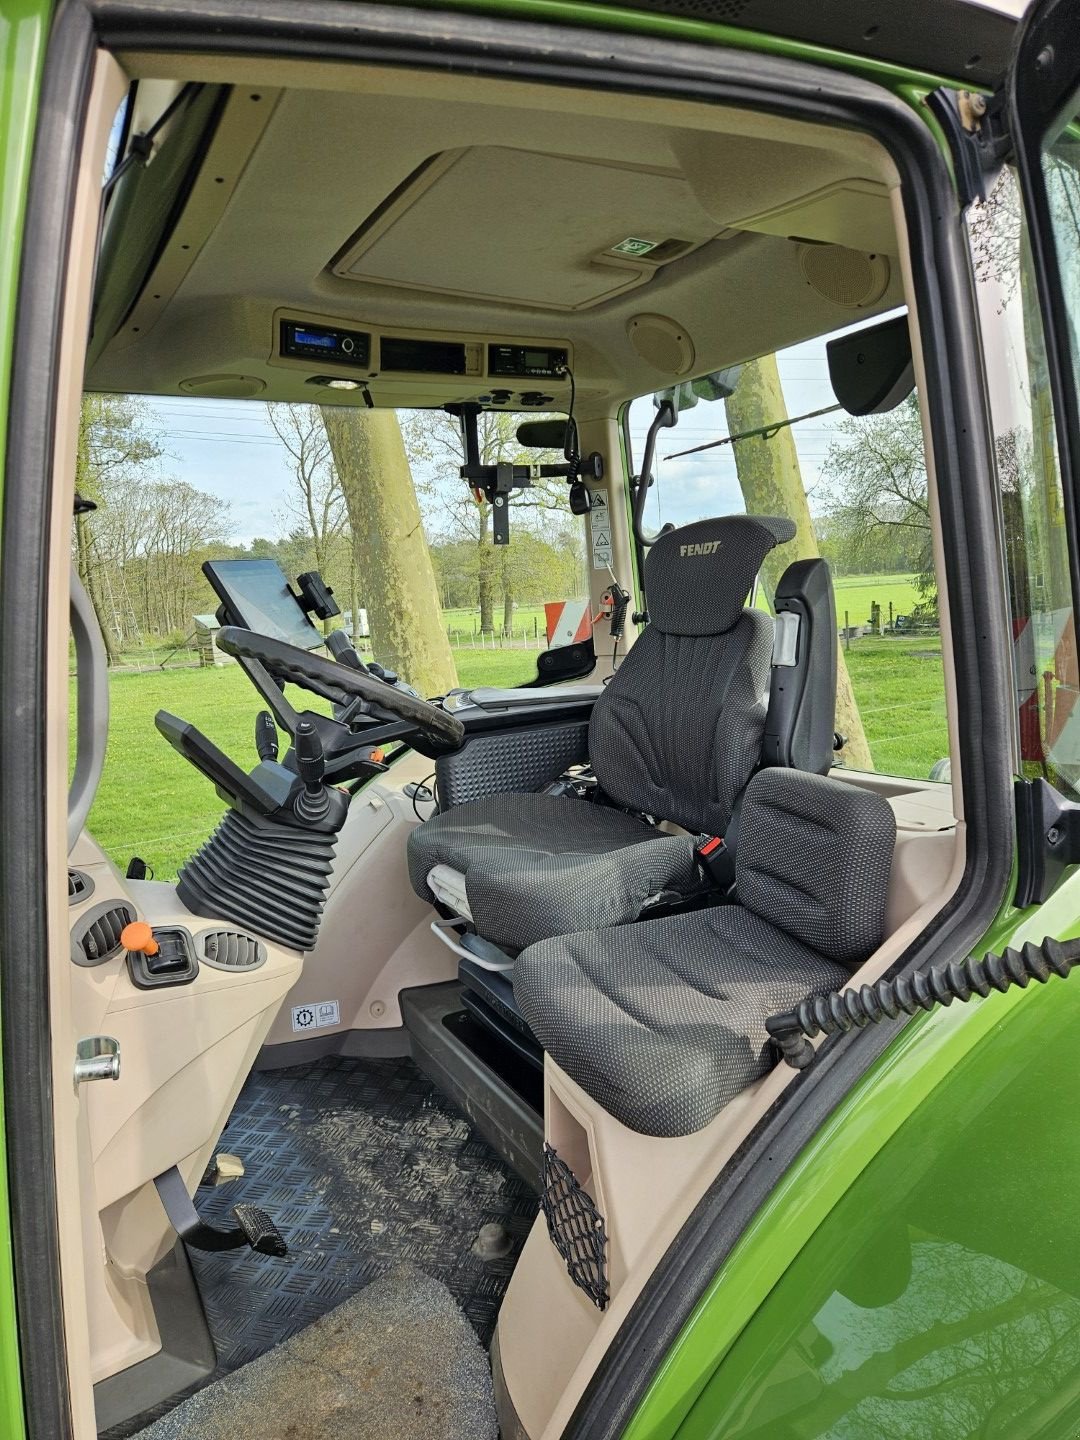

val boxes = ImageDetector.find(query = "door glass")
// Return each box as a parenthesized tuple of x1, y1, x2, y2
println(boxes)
(624, 322, 950, 784)
(970, 122, 1080, 797)
(1041, 108, 1080, 383)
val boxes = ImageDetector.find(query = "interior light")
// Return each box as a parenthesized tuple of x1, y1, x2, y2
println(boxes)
(306, 375, 363, 391)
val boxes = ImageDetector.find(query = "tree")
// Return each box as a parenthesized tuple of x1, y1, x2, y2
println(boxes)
(724, 355, 873, 770)
(74, 393, 165, 662)
(320, 406, 457, 697)
(266, 403, 348, 605)
(820, 393, 934, 612)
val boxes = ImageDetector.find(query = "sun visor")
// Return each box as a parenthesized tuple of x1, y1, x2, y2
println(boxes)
(827, 312, 914, 416)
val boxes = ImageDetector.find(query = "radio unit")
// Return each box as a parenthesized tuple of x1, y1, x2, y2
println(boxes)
(488, 344, 568, 380)
(280, 320, 371, 368)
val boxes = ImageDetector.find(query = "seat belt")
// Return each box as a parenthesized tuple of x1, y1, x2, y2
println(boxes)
(694, 800, 742, 891)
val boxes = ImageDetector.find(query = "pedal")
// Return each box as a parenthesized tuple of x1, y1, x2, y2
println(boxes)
(233, 1203, 287, 1257)
(154, 1165, 288, 1257)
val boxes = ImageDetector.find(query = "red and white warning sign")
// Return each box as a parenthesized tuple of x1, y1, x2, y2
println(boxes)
(545, 598, 592, 648)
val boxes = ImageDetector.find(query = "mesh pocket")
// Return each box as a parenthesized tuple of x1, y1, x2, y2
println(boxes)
(540, 1144, 608, 1309)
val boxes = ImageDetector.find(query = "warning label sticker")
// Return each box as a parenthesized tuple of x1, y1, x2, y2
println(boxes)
(589, 490, 612, 569)
(291, 1000, 341, 1032)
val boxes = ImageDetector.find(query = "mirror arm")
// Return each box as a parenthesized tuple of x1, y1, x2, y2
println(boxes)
(631, 399, 678, 551)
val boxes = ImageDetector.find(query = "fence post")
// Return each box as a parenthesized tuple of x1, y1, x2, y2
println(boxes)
(844, 610, 850, 651)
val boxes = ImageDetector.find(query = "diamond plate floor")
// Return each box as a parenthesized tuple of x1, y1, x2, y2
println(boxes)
(104, 1053, 537, 1439)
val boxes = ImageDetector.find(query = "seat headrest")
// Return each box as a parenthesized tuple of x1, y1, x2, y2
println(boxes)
(645, 515, 796, 635)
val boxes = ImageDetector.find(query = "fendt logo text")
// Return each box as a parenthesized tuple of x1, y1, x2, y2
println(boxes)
(680, 540, 723, 557)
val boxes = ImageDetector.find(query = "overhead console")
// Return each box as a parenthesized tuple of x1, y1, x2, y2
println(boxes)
(271, 310, 572, 406)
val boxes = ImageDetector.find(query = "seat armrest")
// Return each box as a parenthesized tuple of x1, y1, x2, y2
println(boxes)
(466, 685, 603, 712)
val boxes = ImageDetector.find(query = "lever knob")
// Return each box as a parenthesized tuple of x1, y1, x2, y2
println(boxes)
(293, 720, 331, 823)
(294, 720, 325, 788)
(121, 921, 159, 957)
(255, 711, 279, 762)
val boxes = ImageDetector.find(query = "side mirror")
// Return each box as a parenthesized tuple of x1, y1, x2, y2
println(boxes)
(827, 312, 914, 416)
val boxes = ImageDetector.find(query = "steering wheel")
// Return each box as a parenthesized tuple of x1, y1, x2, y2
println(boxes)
(216, 626, 464, 757)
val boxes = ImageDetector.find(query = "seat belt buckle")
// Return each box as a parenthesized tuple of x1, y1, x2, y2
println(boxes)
(695, 835, 734, 889)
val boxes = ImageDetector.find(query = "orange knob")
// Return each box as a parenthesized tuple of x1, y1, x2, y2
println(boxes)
(370, 747, 386, 764)
(121, 921, 159, 957)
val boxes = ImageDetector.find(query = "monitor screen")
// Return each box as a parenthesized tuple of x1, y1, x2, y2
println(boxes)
(202, 559, 324, 651)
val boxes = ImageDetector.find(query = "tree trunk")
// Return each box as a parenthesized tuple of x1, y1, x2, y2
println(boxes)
(75, 513, 120, 666)
(724, 354, 873, 771)
(320, 407, 458, 697)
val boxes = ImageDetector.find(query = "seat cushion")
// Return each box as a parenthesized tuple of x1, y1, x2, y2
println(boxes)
(514, 906, 849, 1137)
(407, 793, 698, 952)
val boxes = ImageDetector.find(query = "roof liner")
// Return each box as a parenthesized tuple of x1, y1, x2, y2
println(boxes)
(88, 64, 906, 413)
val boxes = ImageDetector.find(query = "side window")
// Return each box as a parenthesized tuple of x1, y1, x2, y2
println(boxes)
(625, 332, 949, 782)
(971, 160, 1080, 798)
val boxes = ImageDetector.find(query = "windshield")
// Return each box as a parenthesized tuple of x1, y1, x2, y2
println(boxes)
(71, 397, 589, 874)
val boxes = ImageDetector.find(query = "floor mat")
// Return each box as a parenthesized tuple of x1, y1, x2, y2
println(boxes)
(133, 1264, 498, 1440)
(104, 1054, 536, 1438)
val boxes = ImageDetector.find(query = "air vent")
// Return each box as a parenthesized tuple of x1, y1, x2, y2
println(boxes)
(71, 901, 136, 968)
(67, 869, 94, 905)
(198, 929, 266, 972)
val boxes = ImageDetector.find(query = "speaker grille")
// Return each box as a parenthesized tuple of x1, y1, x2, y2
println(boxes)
(798, 244, 890, 309)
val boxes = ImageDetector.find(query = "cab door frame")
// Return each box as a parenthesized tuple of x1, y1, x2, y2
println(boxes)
(7, 2, 1019, 1437)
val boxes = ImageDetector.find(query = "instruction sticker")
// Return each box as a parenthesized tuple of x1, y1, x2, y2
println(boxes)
(291, 1000, 341, 1032)
(589, 490, 612, 569)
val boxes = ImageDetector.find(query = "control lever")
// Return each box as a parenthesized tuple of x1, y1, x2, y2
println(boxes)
(325, 628, 369, 673)
(255, 710, 279, 762)
(293, 719, 331, 823)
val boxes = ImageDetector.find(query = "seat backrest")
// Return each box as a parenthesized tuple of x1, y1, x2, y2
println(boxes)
(588, 514, 795, 836)
(736, 767, 896, 966)
(762, 557, 838, 775)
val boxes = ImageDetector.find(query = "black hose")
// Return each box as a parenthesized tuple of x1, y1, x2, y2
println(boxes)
(766, 935, 1080, 1070)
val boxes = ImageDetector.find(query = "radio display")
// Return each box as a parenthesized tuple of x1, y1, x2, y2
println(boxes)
(280, 319, 370, 367)
(488, 344, 568, 379)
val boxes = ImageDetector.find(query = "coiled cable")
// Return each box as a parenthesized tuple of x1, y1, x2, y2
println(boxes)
(766, 935, 1080, 1070)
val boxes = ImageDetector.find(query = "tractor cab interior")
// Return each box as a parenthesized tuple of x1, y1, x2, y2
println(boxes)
(52, 32, 975, 1440)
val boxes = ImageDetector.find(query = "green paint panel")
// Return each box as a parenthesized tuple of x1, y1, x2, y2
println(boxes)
(0, 0, 51, 1434)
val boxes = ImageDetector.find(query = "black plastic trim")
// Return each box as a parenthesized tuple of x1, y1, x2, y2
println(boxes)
(587, 0, 1015, 90)
(2, 3, 94, 1434)
(22, 5, 1015, 1435)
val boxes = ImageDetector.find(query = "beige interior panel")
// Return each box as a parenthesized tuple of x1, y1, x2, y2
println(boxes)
(88, 61, 903, 414)
(333, 146, 722, 310)
(263, 786, 457, 1046)
(47, 55, 132, 1440)
(66, 840, 303, 1381)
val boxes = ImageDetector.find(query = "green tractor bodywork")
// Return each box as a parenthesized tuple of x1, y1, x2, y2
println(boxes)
(4, 0, 1080, 1437)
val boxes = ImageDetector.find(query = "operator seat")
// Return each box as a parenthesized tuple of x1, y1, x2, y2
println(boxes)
(407, 514, 796, 953)
(514, 767, 897, 1136)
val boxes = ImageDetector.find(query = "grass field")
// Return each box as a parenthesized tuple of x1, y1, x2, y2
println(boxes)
(79, 620, 947, 880)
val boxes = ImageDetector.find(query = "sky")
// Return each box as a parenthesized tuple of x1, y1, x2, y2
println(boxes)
(135, 310, 901, 546)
